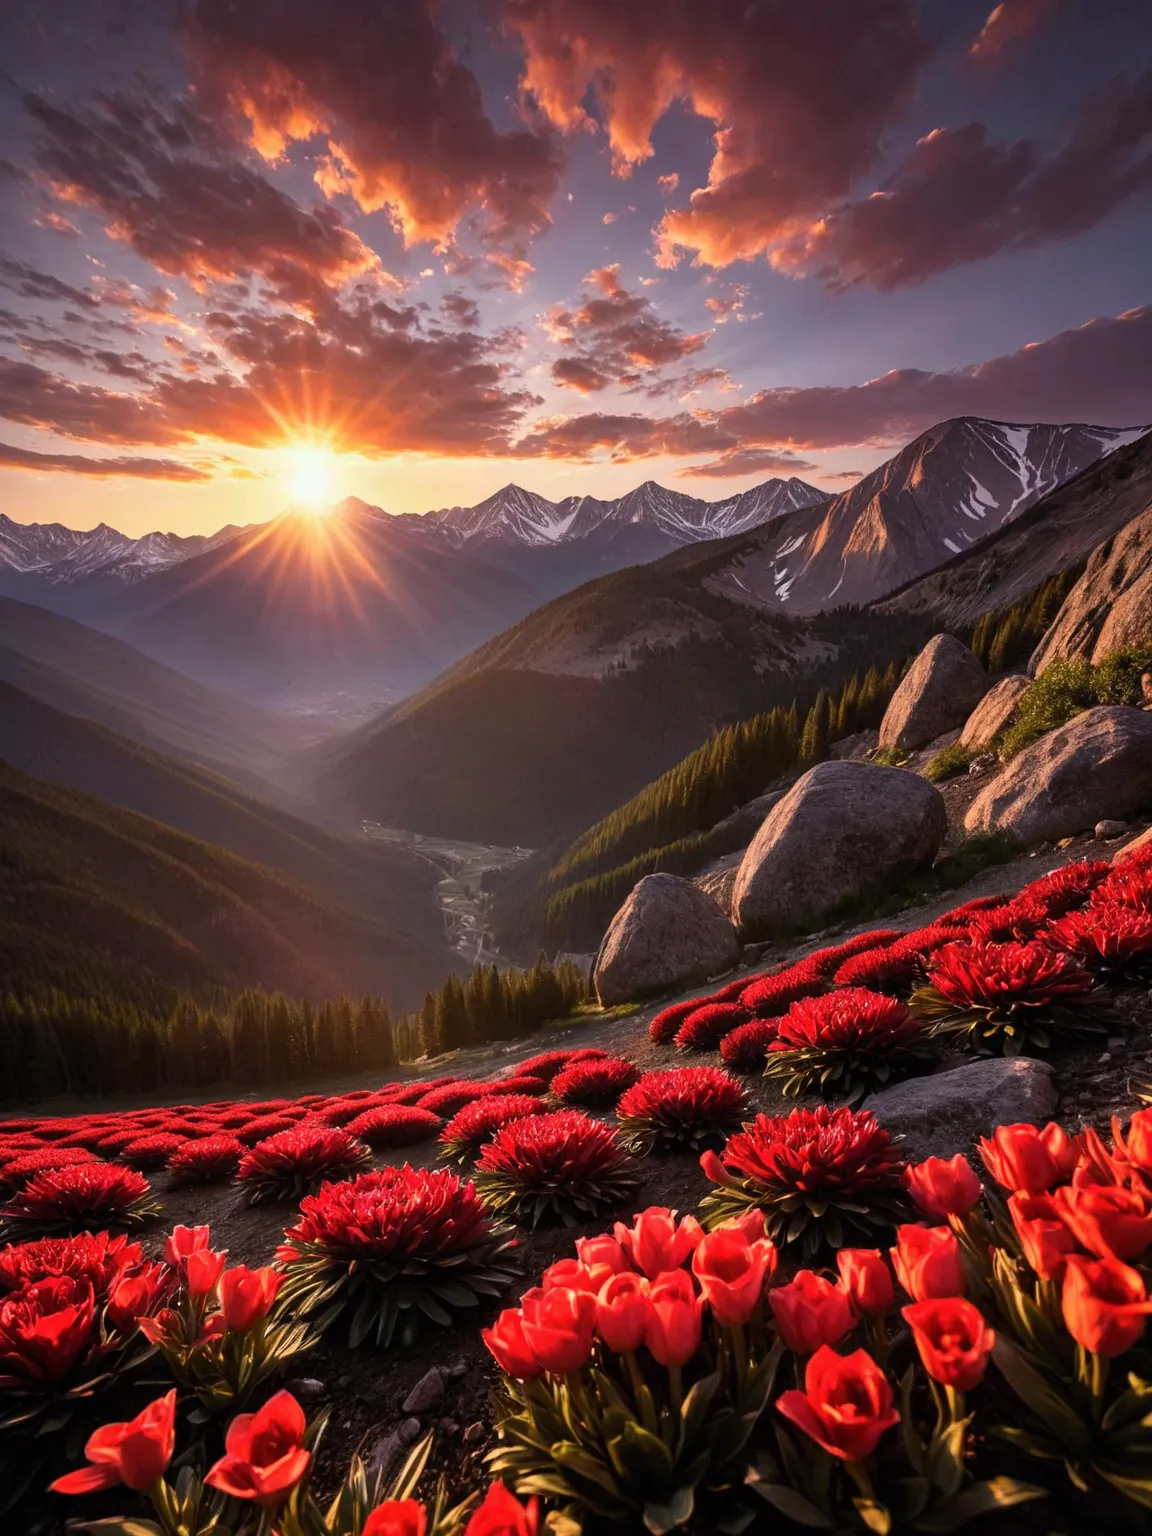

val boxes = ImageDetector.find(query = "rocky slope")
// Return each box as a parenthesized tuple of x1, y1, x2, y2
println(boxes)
(1031, 499, 1152, 668)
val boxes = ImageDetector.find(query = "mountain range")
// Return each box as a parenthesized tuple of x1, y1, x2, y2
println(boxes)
(0, 513, 248, 600)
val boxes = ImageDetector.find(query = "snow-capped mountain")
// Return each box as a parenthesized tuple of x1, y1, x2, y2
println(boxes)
(0, 515, 247, 592)
(706, 418, 1149, 615)
(396, 474, 828, 551)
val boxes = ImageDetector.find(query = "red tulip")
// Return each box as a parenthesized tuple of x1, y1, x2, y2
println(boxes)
(614, 1208, 702, 1278)
(0, 1276, 96, 1384)
(482, 1308, 543, 1380)
(1008, 1192, 1077, 1281)
(1114, 1108, 1152, 1174)
(691, 1226, 776, 1326)
(1052, 1184, 1152, 1263)
(205, 1390, 311, 1507)
(902, 1298, 994, 1391)
(51, 1390, 176, 1495)
(219, 1266, 283, 1331)
(541, 1259, 600, 1295)
(891, 1225, 964, 1302)
(836, 1250, 894, 1317)
(978, 1124, 1063, 1195)
(106, 1263, 171, 1333)
(769, 1270, 854, 1355)
(1062, 1255, 1152, 1357)
(184, 1247, 227, 1301)
(644, 1269, 704, 1367)
(363, 1500, 427, 1536)
(519, 1287, 596, 1375)
(574, 1234, 628, 1279)
(904, 1156, 982, 1221)
(776, 1346, 899, 1461)
(595, 1272, 651, 1354)
(164, 1225, 211, 1266)
(463, 1481, 540, 1536)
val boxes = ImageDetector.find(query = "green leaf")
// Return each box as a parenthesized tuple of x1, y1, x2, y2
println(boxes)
(747, 1482, 834, 1528)
(643, 1486, 695, 1534)
(913, 1477, 1047, 1532)
(853, 1496, 893, 1535)
(992, 1338, 1093, 1456)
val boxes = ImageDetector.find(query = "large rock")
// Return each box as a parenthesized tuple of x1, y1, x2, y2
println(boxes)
(862, 1058, 1057, 1161)
(1032, 501, 1152, 670)
(959, 675, 1030, 750)
(879, 635, 987, 753)
(594, 873, 740, 1006)
(731, 760, 947, 940)
(1116, 825, 1152, 864)
(965, 705, 1152, 844)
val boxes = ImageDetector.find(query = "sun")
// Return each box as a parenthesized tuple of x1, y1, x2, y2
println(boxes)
(288, 447, 336, 511)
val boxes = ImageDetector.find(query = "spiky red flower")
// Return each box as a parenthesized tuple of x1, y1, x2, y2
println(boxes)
(493, 1073, 550, 1097)
(236, 1114, 300, 1146)
(120, 1133, 184, 1171)
(0, 1164, 158, 1238)
(345, 1105, 443, 1149)
(315, 1098, 376, 1127)
(616, 1067, 751, 1155)
(439, 1094, 544, 1166)
(911, 939, 1101, 1054)
(1044, 903, 1152, 984)
(474, 1110, 641, 1227)
(516, 1050, 607, 1083)
(720, 1018, 781, 1070)
(169, 1135, 244, 1185)
(237, 1125, 371, 1204)
(0, 1276, 98, 1387)
(803, 931, 906, 976)
(415, 1083, 488, 1117)
(551, 1057, 640, 1106)
(1092, 865, 1152, 915)
(833, 942, 927, 994)
(739, 966, 825, 1017)
(1021, 860, 1112, 917)
(701, 1106, 906, 1257)
(936, 894, 1012, 928)
(674, 1002, 750, 1051)
(0, 1148, 98, 1191)
(649, 999, 705, 1045)
(0, 1232, 144, 1298)
(968, 896, 1049, 944)
(277, 1166, 519, 1348)
(765, 988, 931, 1104)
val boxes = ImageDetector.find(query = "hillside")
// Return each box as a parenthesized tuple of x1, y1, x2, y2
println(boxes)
(0, 594, 304, 788)
(0, 760, 451, 1015)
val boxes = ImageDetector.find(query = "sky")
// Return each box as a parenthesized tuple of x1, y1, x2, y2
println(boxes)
(0, 0, 1150, 537)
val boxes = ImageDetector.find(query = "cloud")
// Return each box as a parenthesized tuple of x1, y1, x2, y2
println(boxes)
(505, 0, 925, 268)
(657, 173, 679, 193)
(704, 284, 748, 322)
(511, 408, 725, 461)
(969, 0, 1053, 62)
(0, 441, 213, 480)
(0, 256, 98, 310)
(824, 468, 865, 481)
(187, 0, 562, 251)
(546, 264, 710, 392)
(442, 292, 481, 328)
(27, 93, 380, 309)
(780, 72, 1152, 290)
(679, 447, 818, 477)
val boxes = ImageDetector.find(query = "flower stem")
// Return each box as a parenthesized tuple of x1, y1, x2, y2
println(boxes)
(669, 1363, 684, 1418)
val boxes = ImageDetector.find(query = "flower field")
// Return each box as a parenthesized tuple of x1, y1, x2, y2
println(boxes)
(2, 846, 1152, 1534)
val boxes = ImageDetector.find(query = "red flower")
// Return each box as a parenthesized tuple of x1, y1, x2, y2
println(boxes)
(904, 1155, 982, 1221)
(806, 931, 907, 977)
(1061, 1255, 1152, 1357)
(237, 1125, 371, 1198)
(650, 999, 712, 1044)
(346, 1106, 443, 1150)
(551, 1057, 640, 1105)
(574, 1233, 628, 1279)
(168, 1135, 243, 1184)
(519, 1287, 596, 1374)
(922, 939, 1095, 1013)
(415, 1084, 487, 1117)
(644, 1269, 703, 1368)
(363, 1500, 427, 1536)
(891, 1225, 964, 1302)
(1008, 1192, 1078, 1281)
(220, 1266, 283, 1331)
(720, 1018, 781, 1070)
(836, 1250, 894, 1316)
(614, 1208, 702, 1278)
(738, 967, 825, 1016)
(1023, 860, 1112, 916)
(691, 1226, 777, 1326)
(596, 1272, 652, 1353)
(1092, 864, 1152, 915)
(439, 1095, 545, 1164)
(517, 1050, 606, 1084)
(482, 1308, 543, 1380)
(165, 1226, 211, 1265)
(0, 1147, 97, 1191)
(0, 1276, 96, 1385)
(280, 1166, 495, 1266)
(120, 1133, 183, 1171)
(541, 1258, 599, 1294)
(902, 1298, 994, 1391)
(674, 1002, 751, 1051)
(616, 1067, 751, 1153)
(772, 989, 923, 1054)
(51, 1390, 175, 1494)
(1052, 1183, 1152, 1262)
(474, 1111, 640, 1225)
(185, 1247, 228, 1301)
(769, 1270, 854, 1355)
(463, 1481, 540, 1536)
(1044, 903, 1152, 980)
(106, 1263, 172, 1333)
(0, 1163, 153, 1236)
(1114, 1108, 1152, 1175)
(206, 1390, 311, 1507)
(712, 1106, 905, 1202)
(776, 1346, 899, 1461)
(979, 1123, 1070, 1195)
(0, 1232, 142, 1298)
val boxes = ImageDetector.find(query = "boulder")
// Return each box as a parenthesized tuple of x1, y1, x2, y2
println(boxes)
(964, 706, 1152, 845)
(731, 760, 947, 940)
(1032, 502, 1152, 670)
(878, 635, 988, 753)
(694, 860, 740, 918)
(1095, 819, 1129, 840)
(594, 873, 740, 1006)
(862, 1058, 1057, 1161)
(1116, 825, 1152, 864)
(958, 675, 1030, 750)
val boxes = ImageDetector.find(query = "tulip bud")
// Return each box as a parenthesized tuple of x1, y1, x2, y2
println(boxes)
(769, 1270, 854, 1355)
(596, 1272, 651, 1353)
(903, 1155, 981, 1221)
(836, 1249, 893, 1316)
(644, 1269, 703, 1367)
(891, 1225, 963, 1302)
